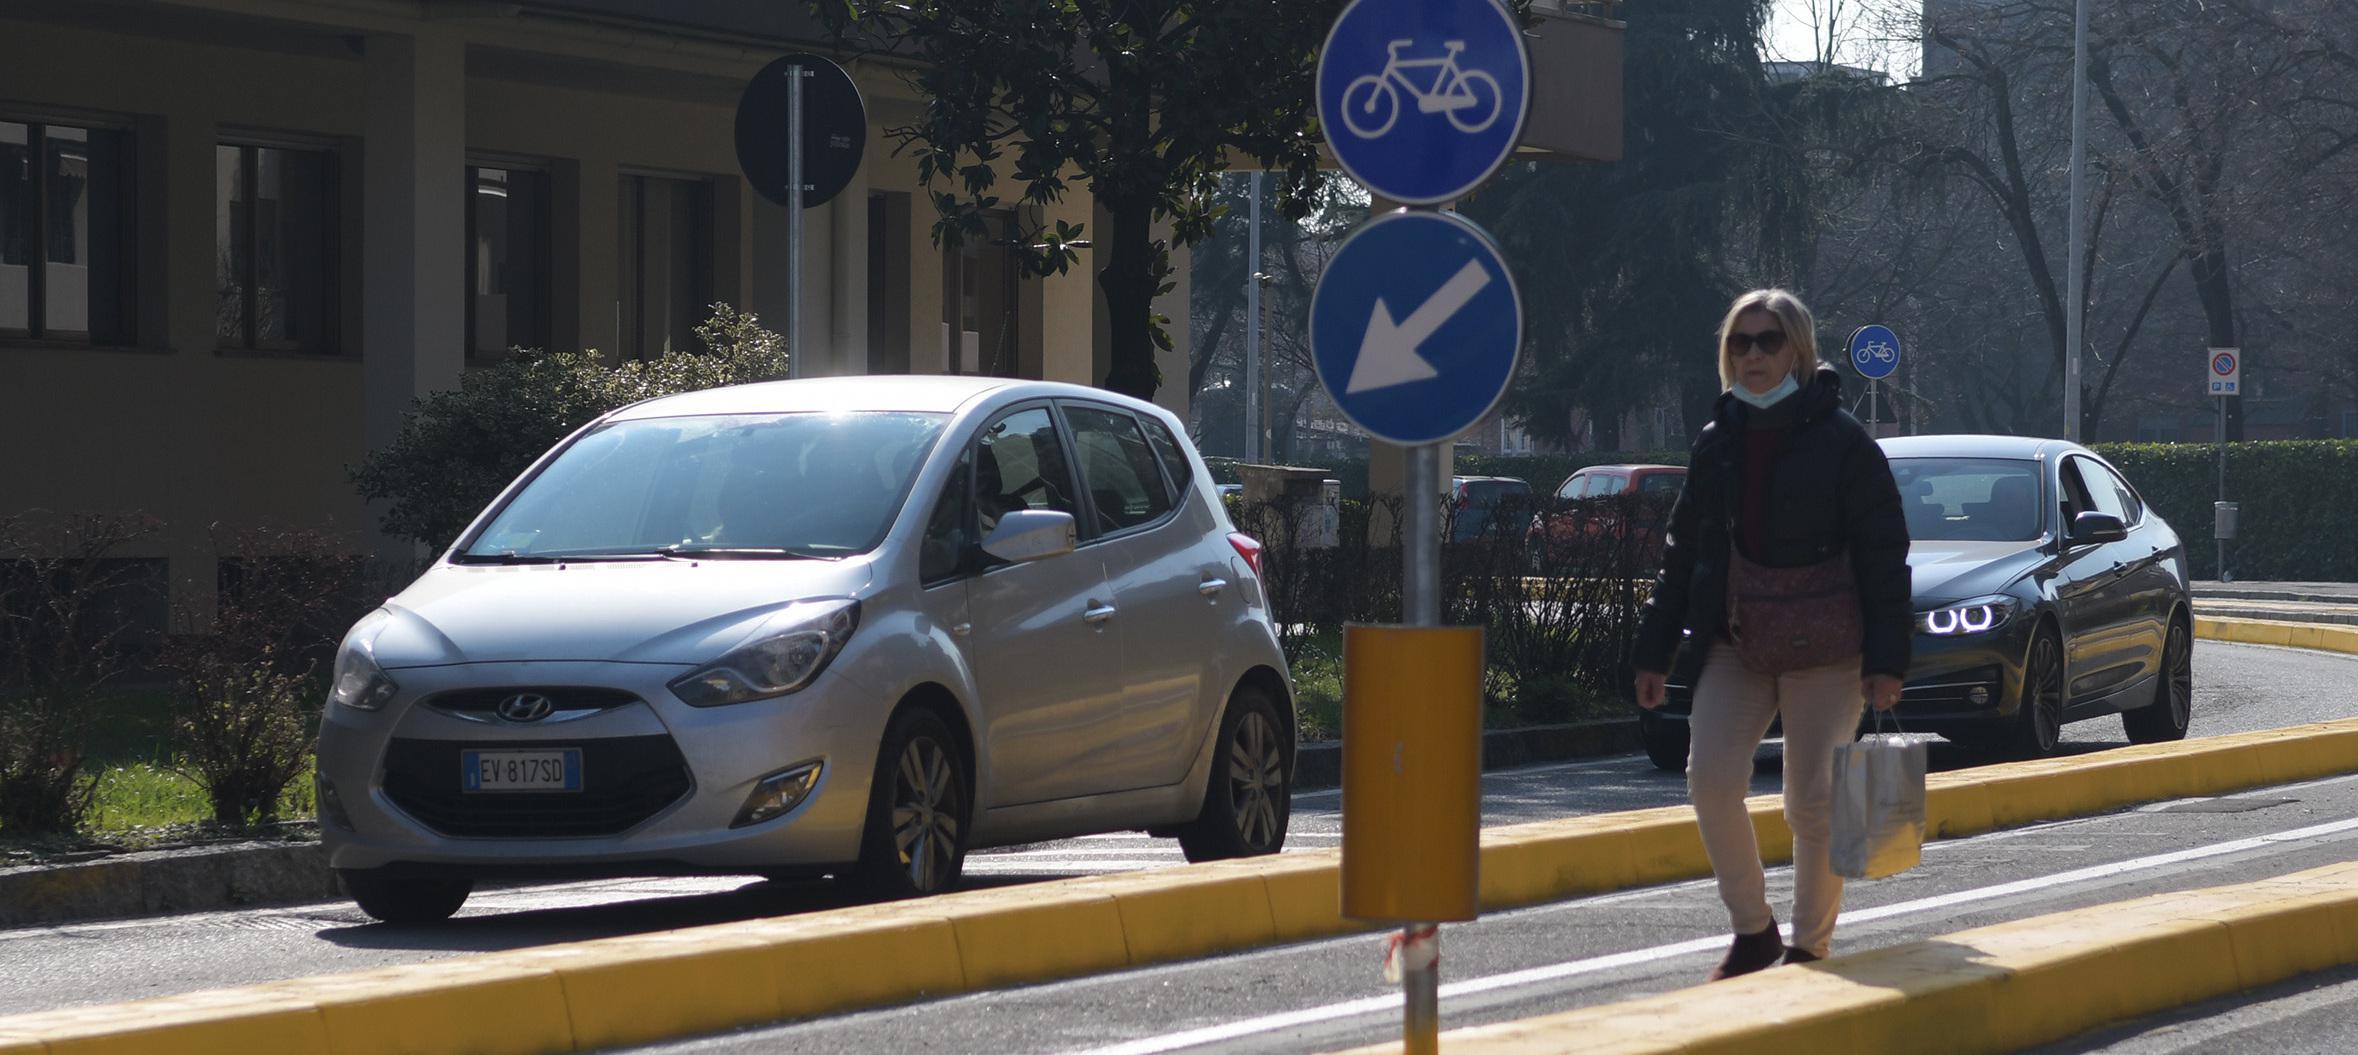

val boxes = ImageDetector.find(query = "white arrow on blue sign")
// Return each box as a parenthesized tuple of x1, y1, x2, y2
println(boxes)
(1312, 211, 1522, 445)
(1849, 324, 1902, 380)
(1317, 0, 1530, 206)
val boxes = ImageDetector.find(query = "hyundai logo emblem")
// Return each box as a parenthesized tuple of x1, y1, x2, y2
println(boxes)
(496, 693, 556, 723)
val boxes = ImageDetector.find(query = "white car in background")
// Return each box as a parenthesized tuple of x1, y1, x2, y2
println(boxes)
(317, 377, 1294, 922)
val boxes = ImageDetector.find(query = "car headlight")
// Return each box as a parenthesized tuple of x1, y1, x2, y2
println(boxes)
(1918, 595, 2019, 636)
(328, 609, 400, 711)
(670, 599, 861, 707)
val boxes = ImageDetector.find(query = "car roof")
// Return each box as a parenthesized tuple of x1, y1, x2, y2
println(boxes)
(604, 376, 1174, 423)
(1878, 434, 2080, 461)
(1579, 464, 1682, 473)
(1454, 476, 1528, 486)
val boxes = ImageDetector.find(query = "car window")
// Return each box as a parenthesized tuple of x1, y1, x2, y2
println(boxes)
(2069, 458, 2128, 522)
(461, 411, 946, 560)
(975, 406, 1080, 538)
(2091, 461, 2144, 525)
(1557, 473, 1587, 500)
(1138, 416, 1193, 501)
(920, 453, 974, 585)
(1637, 473, 1683, 498)
(1589, 474, 1626, 497)
(1063, 404, 1175, 534)
(1887, 457, 2044, 542)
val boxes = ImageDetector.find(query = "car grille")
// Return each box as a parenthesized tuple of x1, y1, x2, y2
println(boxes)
(380, 736, 693, 838)
(424, 686, 641, 719)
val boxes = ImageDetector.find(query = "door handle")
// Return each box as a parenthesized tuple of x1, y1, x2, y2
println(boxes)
(1199, 577, 1229, 598)
(1083, 602, 1118, 625)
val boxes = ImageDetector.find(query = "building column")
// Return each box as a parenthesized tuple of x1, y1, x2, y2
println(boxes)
(829, 167, 869, 375)
(1039, 190, 1095, 386)
(362, 32, 465, 564)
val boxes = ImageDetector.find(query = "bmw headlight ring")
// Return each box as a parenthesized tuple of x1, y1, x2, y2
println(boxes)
(1918, 595, 2019, 637)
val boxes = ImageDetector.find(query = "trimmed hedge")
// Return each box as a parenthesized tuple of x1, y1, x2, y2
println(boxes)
(2093, 441, 2358, 582)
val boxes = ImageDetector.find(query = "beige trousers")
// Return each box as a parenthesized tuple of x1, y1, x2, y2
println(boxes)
(1686, 641, 1865, 958)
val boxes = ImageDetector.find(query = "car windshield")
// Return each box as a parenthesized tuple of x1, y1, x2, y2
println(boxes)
(1889, 457, 2044, 542)
(1453, 480, 1530, 540)
(459, 411, 948, 561)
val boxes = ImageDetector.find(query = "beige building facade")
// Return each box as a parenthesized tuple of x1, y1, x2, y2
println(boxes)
(0, 0, 1188, 621)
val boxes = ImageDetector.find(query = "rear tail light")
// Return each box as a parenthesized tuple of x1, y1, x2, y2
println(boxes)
(1228, 532, 1263, 576)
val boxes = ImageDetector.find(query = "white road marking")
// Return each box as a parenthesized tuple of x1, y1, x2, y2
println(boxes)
(1066, 814, 2358, 1055)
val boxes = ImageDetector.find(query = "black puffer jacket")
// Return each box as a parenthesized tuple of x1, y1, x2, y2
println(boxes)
(1632, 366, 1913, 681)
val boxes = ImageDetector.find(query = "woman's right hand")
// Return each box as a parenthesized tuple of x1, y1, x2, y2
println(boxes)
(1635, 669, 1667, 710)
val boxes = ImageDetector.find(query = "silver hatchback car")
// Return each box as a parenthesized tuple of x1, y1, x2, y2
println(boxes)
(317, 377, 1294, 922)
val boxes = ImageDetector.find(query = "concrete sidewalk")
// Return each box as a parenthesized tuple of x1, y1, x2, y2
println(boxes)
(2193, 580, 2358, 627)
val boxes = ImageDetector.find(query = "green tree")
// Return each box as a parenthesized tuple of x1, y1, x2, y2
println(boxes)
(815, 0, 1344, 402)
(351, 306, 790, 553)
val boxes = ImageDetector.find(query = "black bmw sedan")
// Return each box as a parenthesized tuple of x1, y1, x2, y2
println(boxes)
(1640, 435, 2195, 768)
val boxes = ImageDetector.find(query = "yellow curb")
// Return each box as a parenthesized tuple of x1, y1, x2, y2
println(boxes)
(11, 720, 2358, 1051)
(1330, 862, 2358, 1055)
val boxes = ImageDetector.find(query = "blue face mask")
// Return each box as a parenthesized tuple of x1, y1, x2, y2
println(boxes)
(1730, 372, 1801, 409)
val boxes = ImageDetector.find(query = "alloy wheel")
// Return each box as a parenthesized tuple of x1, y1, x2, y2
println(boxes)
(1227, 711, 1286, 850)
(2167, 621, 2193, 727)
(890, 735, 962, 893)
(2025, 632, 2064, 755)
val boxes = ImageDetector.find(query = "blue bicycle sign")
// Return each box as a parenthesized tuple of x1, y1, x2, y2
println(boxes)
(1317, 0, 1529, 205)
(1339, 39, 1505, 139)
(1848, 324, 1902, 380)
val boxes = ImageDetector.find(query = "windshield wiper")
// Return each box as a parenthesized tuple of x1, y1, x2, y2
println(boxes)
(654, 545, 817, 560)
(453, 551, 664, 565)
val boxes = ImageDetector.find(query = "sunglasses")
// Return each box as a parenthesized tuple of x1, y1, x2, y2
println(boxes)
(1728, 329, 1789, 356)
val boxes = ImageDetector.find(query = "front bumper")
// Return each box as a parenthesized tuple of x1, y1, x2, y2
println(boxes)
(316, 660, 879, 875)
(1651, 622, 2032, 735)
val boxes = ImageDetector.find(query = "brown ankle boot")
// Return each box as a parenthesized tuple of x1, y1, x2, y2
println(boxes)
(1708, 920, 1785, 981)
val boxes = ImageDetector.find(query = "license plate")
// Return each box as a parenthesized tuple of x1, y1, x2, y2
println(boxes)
(462, 749, 582, 793)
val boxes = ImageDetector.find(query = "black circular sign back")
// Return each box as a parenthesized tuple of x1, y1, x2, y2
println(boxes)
(735, 54, 867, 208)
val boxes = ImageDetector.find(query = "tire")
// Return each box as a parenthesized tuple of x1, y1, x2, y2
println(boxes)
(2123, 616, 2193, 744)
(1339, 76, 1400, 139)
(1639, 709, 1689, 773)
(853, 708, 970, 898)
(2007, 627, 2067, 759)
(1178, 686, 1292, 863)
(340, 869, 471, 924)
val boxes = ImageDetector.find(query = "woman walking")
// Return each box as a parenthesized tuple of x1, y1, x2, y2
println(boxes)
(1631, 288, 1912, 979)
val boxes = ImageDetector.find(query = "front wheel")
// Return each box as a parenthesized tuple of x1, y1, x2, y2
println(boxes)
(1178, 686, 1292, 863)
(340, 869, 471, 924)
(1339, 76, 1400, 139)
(853, 709, 970, 898)
(2007, 628, 2067, 759)
(1639, 709, 1689, 773)
(2123, 617, 2193, 744)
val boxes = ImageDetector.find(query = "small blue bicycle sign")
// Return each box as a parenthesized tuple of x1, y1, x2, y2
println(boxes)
(1848, 324, 1902, 381)
(1338, 39, 1505, 139)
(1317, 0, 1529, 205)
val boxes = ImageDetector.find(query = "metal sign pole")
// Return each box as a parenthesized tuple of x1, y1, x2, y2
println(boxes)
(1399, 438, 1441, 1054)
(2216, 395, 2227, 580)
(1246, 172, 1264, 462)
(786, 62, 805, 379)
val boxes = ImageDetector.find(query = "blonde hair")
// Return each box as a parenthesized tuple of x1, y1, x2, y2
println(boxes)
(1715, 288, 1819, 389)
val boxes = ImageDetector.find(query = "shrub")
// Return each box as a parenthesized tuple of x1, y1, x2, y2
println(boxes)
(351, 304, 792, 553)
(2095, 440, 2358, 581)
(0, 514, 161, 837)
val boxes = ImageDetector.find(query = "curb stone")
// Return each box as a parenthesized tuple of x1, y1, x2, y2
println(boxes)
(1292, 717, 1641, 790)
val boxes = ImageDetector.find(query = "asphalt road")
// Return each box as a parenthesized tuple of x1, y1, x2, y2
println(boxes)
(0, 640, 2350, 1031)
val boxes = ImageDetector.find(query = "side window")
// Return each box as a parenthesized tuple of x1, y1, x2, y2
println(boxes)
(2066, 459, 2125, 522)
(2095, 463, 2144, 525)
(1138, 415, 1193, 502)
(1638, 473, 1683, 498)
(1593, 474, 1629, 496)
(1064, 404, 1175, 534)
(920, 454, 974, 585)
(975, 407, 1081, 537)
(1557, 473, 1587, 500)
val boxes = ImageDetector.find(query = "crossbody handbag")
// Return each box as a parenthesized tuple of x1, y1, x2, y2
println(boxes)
(1726, 549, 1865, 675)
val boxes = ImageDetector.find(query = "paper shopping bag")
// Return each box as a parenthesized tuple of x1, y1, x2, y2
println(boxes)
(1830, 732, 1927, 879)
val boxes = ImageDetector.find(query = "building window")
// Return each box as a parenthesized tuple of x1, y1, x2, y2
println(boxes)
(216, 143, 336, 353)
(616, 173, 712, 360)
(1, 119, 134, 344)
(466, 164, 551, 357)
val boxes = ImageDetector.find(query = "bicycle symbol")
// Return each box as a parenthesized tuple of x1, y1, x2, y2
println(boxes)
(1340, 39, 1505, 140)
(1856, 340, 1897, 365)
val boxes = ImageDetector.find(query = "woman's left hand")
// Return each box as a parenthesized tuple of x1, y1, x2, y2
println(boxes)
(1863, 674, 1902, 712)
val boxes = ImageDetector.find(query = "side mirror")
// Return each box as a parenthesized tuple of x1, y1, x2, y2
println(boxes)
(981, 509, 1076, 564)
(2070, 511, 2128, 545)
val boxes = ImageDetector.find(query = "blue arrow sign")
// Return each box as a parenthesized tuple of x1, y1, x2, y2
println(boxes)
(1317, 0, 1530, 206)
(1849, 324, 1902, 380)
(1312, 211, 1522, 445)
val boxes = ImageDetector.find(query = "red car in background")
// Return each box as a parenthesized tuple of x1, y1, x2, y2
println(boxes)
(1525, 464, 1686, 571)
